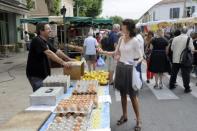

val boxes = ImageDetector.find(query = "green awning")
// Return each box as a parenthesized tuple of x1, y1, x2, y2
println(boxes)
(20, 17, 49, 24)
(93, 18, 113, 25)
(20, 17, 112, 26)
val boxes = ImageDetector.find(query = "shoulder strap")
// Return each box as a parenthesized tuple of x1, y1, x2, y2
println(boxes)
(186, 37, 190, 49)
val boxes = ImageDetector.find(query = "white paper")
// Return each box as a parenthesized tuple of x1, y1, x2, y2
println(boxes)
(98, 95, 111, 103)
(25, 105, 56, 112)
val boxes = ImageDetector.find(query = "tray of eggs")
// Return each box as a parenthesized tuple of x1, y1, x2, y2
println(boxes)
(70, 95, 98, 109)
(72, 81, 98, 95)
(47, 113, 89, 131)
(55, 97, 94, 115)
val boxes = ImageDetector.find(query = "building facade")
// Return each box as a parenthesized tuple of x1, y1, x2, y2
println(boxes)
(29, 0, 74, 17)
(139, 0, 197, 23)
(27, 0, 74, 33)
(0, 0, 29, 46)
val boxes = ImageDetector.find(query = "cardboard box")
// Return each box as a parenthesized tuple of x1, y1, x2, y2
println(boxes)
(63, 61, 84, 80)
(30, 87, 64, 106)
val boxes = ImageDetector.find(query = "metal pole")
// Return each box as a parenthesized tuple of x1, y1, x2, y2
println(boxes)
(63, 16, 67, 55)
(77, 2, 79, 16)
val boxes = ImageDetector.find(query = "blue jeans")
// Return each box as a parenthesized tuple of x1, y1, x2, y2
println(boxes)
(28, 77, 43, 92)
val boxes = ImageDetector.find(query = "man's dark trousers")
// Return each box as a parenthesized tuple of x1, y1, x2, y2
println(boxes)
(169, 63, 192, 90)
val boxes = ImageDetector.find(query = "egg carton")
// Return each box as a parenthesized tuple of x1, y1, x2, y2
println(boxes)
(43, 75, 70, 93)
(47, 115, 89, 131)
(54, 101, 94, 116)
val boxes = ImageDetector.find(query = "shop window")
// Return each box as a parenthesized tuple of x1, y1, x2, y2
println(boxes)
(170, 8, 180, 19)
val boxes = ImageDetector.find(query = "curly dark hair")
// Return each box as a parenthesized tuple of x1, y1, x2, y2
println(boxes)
(122, 19, 136, 37)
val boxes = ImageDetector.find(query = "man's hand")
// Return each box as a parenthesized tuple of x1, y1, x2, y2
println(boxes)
(62, 61, 71, 68)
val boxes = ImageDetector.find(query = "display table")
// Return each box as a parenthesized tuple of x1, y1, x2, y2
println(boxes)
(26, 85, 110, 131)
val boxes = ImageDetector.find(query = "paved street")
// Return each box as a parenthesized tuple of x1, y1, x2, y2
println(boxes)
(0, 52, 197, 131)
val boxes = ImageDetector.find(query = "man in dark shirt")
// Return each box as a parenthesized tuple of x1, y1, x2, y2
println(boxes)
(26, 23, 74, 92)
(105, 24, 120, 84)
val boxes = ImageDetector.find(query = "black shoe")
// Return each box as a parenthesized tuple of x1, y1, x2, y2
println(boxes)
(146, 80, 150, 83)
(184, 89, 192, 93)
(169, 86, 176, 90)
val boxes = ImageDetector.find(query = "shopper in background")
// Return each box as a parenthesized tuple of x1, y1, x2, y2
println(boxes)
(105, 24, 120, 84)
(24, 31, 30, 51)
(167, 29, 181, 63)
(169, 27, 194, 93)
(83, 30, 99, 71)
(26, 23, 74, 92)
(149, 29, 170, 89)
(144, 31, 154, 83)
(191, 32, 197, 86)
(136, 28, 145, 82)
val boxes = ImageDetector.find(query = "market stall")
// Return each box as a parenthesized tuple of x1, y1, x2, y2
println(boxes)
(1, 58, 111, 131)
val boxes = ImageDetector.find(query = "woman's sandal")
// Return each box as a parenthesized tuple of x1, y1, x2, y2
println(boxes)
(116, 116, 128, 125)
(134, 120, 142, 131)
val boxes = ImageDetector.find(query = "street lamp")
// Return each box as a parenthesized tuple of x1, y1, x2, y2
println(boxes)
(60, 6, 67, 54)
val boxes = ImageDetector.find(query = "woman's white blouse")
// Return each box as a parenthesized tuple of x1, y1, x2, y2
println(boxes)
(119, 37, 142, 63)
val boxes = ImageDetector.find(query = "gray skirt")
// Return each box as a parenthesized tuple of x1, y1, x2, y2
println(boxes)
(114, 62, 138, 97)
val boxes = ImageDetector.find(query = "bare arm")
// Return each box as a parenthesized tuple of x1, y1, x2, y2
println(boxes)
(44, 49, 70, 67)
(56, 49, 75, 61)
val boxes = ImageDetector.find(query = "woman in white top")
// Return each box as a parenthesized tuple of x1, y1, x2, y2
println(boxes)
(103, 19, 143, 131)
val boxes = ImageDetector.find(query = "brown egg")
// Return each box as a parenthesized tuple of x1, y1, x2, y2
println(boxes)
(76, 117, 83, 123)
(73, 90, 78, 95)
(83, 106, 88, 111)
(66, 113, 72, 118)
(63, 106, 68, 111)
(77, 105, 81, 111)
(55, 116, 62, 123)
(56, 106, 62, 111)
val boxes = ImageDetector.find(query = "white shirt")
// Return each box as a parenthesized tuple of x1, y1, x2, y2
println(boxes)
(119, 37, 143, 63)
(83, 36, 98, 55)
(187, 28, 194, 37)
(25, 34, 30, 42)
(136, 34, 145, 56)
(171, 34, 194, 63)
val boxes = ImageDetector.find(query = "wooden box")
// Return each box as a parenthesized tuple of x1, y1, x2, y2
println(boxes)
(63, 61, 84, 80)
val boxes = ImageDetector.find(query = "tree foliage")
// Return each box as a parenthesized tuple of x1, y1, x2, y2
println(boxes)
(110, 16, 139, 25)
(110, 16, 123, 25)
(26, 0, 34, 10)
(45, 0, 61, 16)
(73, 0, 103, 18)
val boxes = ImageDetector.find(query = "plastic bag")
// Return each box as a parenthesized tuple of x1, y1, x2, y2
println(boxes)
(132, 66, 142, 90)
(97, 56, 105, 67)
(81, 57, 87, 68)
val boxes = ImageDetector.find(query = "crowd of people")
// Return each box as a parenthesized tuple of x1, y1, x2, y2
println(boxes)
(83, 21, 197, 131)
